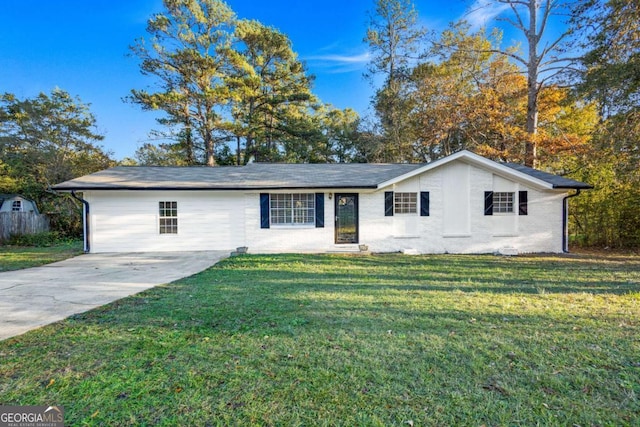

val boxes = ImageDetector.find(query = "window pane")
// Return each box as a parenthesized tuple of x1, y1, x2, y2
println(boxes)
(159, 201, 178, 234)
(394, 192, 417, 214)
(270, 193, 315, 225)
(493, 192, 514, 213)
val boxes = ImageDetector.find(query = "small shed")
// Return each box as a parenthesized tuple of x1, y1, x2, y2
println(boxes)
(0, 194, 48, 242)
(0, 194, 39, 214)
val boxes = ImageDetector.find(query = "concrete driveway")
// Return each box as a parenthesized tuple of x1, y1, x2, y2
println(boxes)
(0, 251, 229, 341)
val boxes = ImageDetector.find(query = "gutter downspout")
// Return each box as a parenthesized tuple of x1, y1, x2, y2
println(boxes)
(562, 189, 581, 253)
(71, 191, 90, 253)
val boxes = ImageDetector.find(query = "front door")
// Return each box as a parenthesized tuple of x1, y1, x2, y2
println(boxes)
(335, 193, 359, 244)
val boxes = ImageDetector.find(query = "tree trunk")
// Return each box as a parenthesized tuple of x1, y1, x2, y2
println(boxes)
(205, 129, 215, 166)
(236, 135, 241, 166)
(245, 132, 255, 164)
(183, 102, 194, 165)
(204, 108, 216, 166)
(524, 0, 540, 168)
(205, 142, 215, 166)
(525, 75, 539, 168)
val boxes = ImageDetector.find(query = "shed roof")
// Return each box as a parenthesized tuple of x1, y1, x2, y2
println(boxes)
(0, 194, 39, 213)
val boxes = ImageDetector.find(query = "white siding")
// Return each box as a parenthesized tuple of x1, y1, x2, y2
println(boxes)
(357, 161, 565, 254)
(390, 179, 420, 237)
(84, 159, 568, 254)
(85, 191, 243, 253)
(442, 161, 470, 236)
(245, 193, 335, 252)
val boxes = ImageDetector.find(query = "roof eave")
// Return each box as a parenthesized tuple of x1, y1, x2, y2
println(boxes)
(52, 185, 379, 192)
(376, 150, 555, 190)
(553, 184, 594, 190)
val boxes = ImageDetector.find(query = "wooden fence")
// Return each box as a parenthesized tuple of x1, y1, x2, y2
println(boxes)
(0, 212, 50, 242)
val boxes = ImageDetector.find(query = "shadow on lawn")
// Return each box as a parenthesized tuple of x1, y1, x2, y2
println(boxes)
(14, 252, 636, 343)
(58, 275, 637, 352)
(253, 272, 639, 295)
(1, 254, 637, 427)
(216, 254, 640, 296)
(59, 253, 637, 340)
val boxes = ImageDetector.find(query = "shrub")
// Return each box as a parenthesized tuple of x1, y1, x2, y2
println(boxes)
(6, 231, 65, 247)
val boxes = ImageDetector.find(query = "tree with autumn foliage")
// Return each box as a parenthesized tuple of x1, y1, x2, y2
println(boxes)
(408, 23, 596, 167)
(410, 24, 527, 162)
(477, 0, 584, 167)
(566, 0, 640, 247)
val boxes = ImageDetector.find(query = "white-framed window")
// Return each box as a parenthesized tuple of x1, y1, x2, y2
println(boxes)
(159, 201, 178, 234)
(394, 192, 417, 214)
(270, 193, 315, 226)
(11, 200, 22, 212)
(493, 192, 514, 213)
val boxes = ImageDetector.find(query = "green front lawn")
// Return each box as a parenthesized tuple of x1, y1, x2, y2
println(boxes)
(0, 253, 638, 425)
(0, 240, 83, 272)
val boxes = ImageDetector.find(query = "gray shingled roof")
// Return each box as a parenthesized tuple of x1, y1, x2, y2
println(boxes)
(51, 163, 426, 191)
(502, 163, 593, 189)
(52, 152, 592, 191)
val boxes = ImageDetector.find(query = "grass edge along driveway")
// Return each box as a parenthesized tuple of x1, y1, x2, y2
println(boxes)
(0, 241, 83, 272)
(0, 253, 638, 426)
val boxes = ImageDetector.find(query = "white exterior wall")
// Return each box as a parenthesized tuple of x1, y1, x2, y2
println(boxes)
(83, 160, 567, 254)
(245, 192, 335, 252)
(85, 190, 244, 253)
(358, 161, 565, 254)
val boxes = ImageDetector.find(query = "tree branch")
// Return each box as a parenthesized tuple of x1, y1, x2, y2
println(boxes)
(485, 49, 528, 67)
(538, 0, 554, 39)
(539, 55, 581, 69)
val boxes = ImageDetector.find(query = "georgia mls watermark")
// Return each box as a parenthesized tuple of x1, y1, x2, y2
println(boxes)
(0, 406, 64, 427)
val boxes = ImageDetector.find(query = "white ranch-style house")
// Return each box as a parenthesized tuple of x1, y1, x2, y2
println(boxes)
(52, 150, 591, 254)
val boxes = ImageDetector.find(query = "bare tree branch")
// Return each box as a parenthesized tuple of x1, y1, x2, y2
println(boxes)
(484, 49, 528, 67)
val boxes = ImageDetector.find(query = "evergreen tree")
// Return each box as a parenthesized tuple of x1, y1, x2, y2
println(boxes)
(364, 0, 425, 162)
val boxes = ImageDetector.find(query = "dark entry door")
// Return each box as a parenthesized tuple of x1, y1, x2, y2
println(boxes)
(335, 193, 359, 244)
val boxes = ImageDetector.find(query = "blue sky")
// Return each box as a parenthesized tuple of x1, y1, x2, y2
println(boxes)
(1, 0, 519, 160)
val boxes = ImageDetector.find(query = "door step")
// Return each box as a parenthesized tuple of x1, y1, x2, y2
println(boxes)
(327, 245, 362, 253)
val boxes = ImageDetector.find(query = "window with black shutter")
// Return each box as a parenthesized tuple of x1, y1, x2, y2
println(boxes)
(385, 192, 394, 216)
(519, 191, 528, 215)
(420, 192, 430, 216)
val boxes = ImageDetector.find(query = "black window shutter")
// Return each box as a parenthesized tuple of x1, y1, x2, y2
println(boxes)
(519, 191, 528, 215)
(385, 191, 394, 216)
(484, 191, 494, 216)
(315, 193, 324, 227)
(420, 191, 430, 216)
(260, 193, 270, 229)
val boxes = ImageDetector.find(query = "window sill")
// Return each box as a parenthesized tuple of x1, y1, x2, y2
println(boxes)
(270, 224, 316, 229)
(392, 235, 420, 239)
(493, 234, 518, 237)
(443, 234, 471, 238)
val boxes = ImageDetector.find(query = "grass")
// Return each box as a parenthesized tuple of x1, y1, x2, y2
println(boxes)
(0, 253, 638, 426)
(0, 240, 83, 272)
